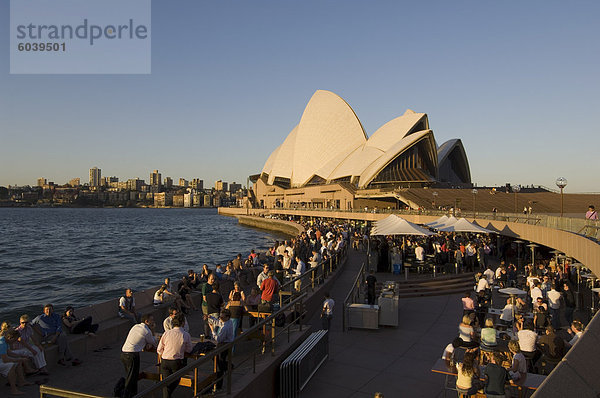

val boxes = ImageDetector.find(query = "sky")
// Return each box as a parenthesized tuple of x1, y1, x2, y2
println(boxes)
(1, 0, 599, 192)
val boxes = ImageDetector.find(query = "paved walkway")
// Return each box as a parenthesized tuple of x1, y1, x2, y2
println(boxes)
(302, 249, 463, 398)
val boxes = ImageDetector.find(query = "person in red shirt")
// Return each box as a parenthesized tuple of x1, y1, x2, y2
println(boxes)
(260, 271, 279, 304)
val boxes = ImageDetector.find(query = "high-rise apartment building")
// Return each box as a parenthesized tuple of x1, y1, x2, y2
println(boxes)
(150, 170, 162, 188)
(215, 180, 228, 191)
(89, 167, 101, 187)
(164, 177, 173, 189)
(127, 178, 145, 191)
(37, 178, 47, 187)
(191, 179, 204, 190)
(179, 178, 188, 188)
(69, 178, 80, 187)
(229, 182, 242, 193)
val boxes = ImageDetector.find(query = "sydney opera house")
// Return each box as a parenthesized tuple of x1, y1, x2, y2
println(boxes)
(250, 90, 472, 210)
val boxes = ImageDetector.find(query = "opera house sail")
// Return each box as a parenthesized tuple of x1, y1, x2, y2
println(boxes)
(251, 90, 471, 209)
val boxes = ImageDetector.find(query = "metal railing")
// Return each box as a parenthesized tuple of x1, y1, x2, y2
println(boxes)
(131, 247, 349, 397)
(133, 293, 308, 398)
(263, 208, 600, 241)
(342, 262, 366, 332)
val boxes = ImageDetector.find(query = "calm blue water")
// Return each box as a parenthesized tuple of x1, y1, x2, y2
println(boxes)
(0, 208, 287, 322)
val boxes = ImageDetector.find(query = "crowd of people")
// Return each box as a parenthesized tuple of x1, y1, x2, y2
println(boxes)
(116, 219, 352, 397)
(443, 255, 588, 397)
(0, 218, 352, 397)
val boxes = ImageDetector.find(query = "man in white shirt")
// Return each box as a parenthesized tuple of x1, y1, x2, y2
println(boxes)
(530, 282, 543, 303)
(294, 256, 306, 291)
(415, 244, 425, 261)
(476, 275, 490, 293)
(163, 307, 189, 333)
(157, 313, 193, 398)
(121, 314, 157, 398)
(483, 266, 495, 285)
(321, 292, 334, 330)
(546, 284, 562, 329)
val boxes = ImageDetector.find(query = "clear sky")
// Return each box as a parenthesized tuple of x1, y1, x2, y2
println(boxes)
(1, 0, 599, 192)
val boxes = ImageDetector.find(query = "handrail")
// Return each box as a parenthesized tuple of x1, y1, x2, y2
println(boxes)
(133, 293, 308, 398)
(260, 208, 600, 240)
(39, 385, 110, 398)
(342, 262, 366, 332)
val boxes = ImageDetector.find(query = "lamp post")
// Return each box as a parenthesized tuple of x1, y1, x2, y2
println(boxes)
(472, 188, 478, 218)
(513, 184, 520, 213)
(432, 191, 438, 209)
(556, 177, 567, 217)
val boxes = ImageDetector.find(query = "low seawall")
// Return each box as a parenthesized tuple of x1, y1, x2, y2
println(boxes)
(236, 215, 305, 237)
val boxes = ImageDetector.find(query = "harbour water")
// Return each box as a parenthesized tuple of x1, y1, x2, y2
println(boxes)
(0, 207, 287, 322)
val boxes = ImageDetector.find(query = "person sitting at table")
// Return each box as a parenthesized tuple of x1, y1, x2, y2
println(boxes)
(163, 307, 189, 332)
(484, 352, 509, 398)
(62, 306, 99, 336)
(536, 325, 565, 374)
(442, 337, 466, 367)
(455, 350, 481, 396)
(508, 340, 527, 381)
(458, 315, 478, 348)
(499, 298, 515, 326)
(480, 318, 497, 348)
(461, 292, 475, 316)
(566, 320, 584, 347)
(533, 305, 549, 333)
(517, 320, 539, 371)
(245, 287, 261, 327)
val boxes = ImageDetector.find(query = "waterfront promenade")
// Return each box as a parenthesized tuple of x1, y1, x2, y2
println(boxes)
(301, 250, 463, 398)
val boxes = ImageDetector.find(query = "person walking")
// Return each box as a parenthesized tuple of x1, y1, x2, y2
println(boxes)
(120, 314, 157, 398)
(157, 313, 193, 398)
(321, 292, 334, 330)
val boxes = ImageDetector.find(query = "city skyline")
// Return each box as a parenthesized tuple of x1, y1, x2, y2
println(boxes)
(1, 1, 599, 192)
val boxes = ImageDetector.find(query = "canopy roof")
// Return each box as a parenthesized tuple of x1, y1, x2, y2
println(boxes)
(425, 215, 448, 227)
(436, 218, 495, 234)
(371, 215, 435, 236)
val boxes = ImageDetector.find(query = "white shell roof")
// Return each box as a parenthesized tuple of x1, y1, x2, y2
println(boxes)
(290, 90, 367, 186)
(366, 110, 427, 152)
(358, 130, 435, 187)
(261, 90, 448, 189)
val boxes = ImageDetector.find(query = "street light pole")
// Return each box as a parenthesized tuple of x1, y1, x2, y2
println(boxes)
(513, 184, 520, 213)
(555, 177, 568, 217)
(472, 188, 478, 218)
